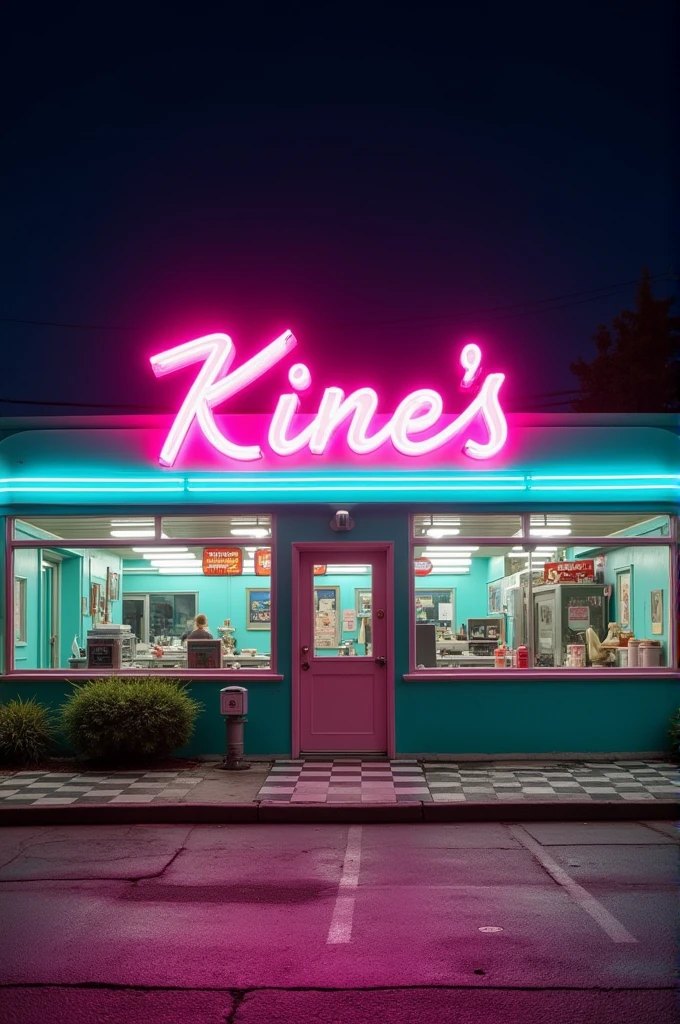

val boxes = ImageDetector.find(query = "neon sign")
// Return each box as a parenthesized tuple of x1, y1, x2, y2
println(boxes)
(150, 331, 507, 468)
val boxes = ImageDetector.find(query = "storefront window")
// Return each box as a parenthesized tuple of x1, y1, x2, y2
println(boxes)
(9, 515, 273, 673)
(411, 513, 674, 671)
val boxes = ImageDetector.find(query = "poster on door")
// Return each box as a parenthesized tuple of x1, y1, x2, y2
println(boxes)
(314, 587, 339, 648)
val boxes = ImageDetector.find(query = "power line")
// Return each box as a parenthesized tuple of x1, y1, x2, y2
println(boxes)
(0, 272, 672, 333)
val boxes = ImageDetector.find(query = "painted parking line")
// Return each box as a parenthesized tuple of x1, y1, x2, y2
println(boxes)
(327, 825, 362, 944)
(508, 825, 638, 944)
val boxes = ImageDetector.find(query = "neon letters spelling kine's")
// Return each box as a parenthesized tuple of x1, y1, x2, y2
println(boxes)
(150, 331, 507, 468)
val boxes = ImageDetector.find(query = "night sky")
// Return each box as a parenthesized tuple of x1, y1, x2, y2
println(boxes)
(1, 3, 675, 416)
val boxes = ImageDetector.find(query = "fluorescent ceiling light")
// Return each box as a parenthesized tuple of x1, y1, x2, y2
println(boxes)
(158, 567, 201, 574)
(430, 568, 469, 574)
(110, 529, 156, 538)
(426, 528, 461, 538)
(230, 528, 270, 538)
(132, 546, 188, 553)
(426, 557, 473, 565)
(531, 518, 571, 526)
(142, 552, 196, 561)
(422, 546, 479, 553)
(111, 519, 154, 526)
(529, 528, 572, 537)
(149, 559, 199, 568)
(512, 546, 557, 553)
(325, 565, 368, 573)
(426, 561, 473, 569)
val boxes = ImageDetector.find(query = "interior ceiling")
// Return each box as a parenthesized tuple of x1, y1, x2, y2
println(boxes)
(16, 511, 663, 566)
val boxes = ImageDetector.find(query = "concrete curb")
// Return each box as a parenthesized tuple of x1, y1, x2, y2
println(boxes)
(0, 799, 676, 826)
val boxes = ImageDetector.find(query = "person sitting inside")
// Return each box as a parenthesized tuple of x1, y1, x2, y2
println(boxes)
(185, 613, 214, 640)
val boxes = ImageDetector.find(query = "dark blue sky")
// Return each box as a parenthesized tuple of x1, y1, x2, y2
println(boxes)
(1, 2, 675, 415)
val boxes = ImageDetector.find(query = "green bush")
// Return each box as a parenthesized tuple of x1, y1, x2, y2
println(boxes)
(60, 676, 202, 765)
(0, 696, 55, 765)
(669, 708, 680, 756)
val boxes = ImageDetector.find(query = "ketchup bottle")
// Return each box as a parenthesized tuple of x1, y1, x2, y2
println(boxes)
(517, 645, 529, 668)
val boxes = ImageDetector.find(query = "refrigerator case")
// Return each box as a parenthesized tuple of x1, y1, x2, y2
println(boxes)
(533, 584, 609, 667)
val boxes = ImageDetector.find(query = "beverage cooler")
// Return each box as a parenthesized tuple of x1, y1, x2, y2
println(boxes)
(533, 584, 609, 667)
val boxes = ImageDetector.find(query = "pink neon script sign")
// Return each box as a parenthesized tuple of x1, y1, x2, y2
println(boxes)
(150, 331, 507, 467)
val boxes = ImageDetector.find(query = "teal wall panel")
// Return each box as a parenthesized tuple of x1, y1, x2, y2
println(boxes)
(394, 676, 679, 754)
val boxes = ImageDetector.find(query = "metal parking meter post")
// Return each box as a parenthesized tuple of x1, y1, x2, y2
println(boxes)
(219, 686, 251, 771)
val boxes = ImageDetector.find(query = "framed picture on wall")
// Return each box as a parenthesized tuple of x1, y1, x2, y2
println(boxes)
(90, 582, 101, 620)
(107, 569, 120, 602)
(487, 581, 502, 615)
(355, 589, 372, 617)
(246, 588, 271, 630)
(650, 589, 663, 635)
(615, 566, 633, 632)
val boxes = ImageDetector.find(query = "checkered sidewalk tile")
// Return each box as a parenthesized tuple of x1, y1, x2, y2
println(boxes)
(257, 760, 432, 803)
(0, 768, 211, 805)
(422, 761, 680, 802)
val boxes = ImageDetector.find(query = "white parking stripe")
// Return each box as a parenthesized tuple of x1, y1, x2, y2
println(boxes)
(327, 825, 362, 944)
(509, 825, 638, 944)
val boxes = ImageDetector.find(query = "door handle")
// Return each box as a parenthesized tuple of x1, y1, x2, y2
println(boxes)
(374, 656, 386, 666)
(301, 661, 310, 671)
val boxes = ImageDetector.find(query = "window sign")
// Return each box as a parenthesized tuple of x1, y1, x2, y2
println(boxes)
(203, 547, 243, 575)
(255, 549, 271, 575)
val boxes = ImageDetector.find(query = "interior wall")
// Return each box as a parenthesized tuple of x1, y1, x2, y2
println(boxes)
(604, 545, 670, 652)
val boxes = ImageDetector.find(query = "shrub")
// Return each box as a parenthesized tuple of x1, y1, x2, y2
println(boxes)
(0, 696, 55, 765)
(669, 708, 680, 756)
(60, 676, 202, 765)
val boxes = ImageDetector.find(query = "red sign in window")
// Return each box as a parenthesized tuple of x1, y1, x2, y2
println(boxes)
(255, 549, 271, 576)
(202, 547, 243, 575)
(414, 558, 433, 577)
(543, 560, 594, 583)
(313, 565, 327, 575)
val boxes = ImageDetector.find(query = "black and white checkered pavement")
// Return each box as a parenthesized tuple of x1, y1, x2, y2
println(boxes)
(423, 761, 680, 802)
(256, 759, 431, 803)
(0, 760, 677, 805)
(0, 768, 211, 805)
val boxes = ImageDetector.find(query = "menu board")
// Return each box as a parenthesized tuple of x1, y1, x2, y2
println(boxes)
(203, 547, 243, 576)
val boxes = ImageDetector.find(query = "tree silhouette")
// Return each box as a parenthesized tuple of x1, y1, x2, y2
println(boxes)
(570, 269, 679, 412)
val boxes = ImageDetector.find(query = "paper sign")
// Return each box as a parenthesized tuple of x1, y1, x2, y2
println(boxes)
(343, 609, 356, 632)
(567, 605, 590, 628)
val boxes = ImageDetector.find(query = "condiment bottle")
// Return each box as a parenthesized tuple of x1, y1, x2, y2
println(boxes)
(516, 645, 529, 668)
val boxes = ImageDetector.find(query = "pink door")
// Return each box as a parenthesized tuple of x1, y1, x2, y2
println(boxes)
(296, 545, 391, 755)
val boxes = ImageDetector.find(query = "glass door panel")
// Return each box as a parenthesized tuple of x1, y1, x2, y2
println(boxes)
(312, 564, 372, 657)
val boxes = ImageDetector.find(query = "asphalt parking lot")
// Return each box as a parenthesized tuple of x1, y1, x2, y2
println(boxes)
(0, 819, 676, 1023)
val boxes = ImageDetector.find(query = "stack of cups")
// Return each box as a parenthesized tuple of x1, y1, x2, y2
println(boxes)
(627, 639, 640, 668)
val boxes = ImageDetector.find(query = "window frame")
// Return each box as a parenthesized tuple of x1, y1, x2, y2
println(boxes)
(5, 514, 280, 679)
(408, 512, 678, 676)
